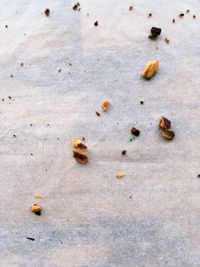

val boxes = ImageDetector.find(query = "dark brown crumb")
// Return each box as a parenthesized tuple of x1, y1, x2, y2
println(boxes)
(193, 15, 196, 19)
(179, 13, 184, 17)
(148, 13, 152, 17)
(96, 111, 101, 117)
(186, 9, 190, 13)
(159, 116, 171, 129)
(73, 149, 88, 164)
(94, 21, 98, 26)
(131, 127, 140, 137)
(148, 27, 161, 39)
(165, 38, 170, 44)
(197, 174, 200, 178)
(140, 101, 144, 105)
(26, 237, 35, 241)
(44, 8, 50, 17)
(5, 25, 8, 28)
(73, 2, 81, 11)
(129, 6, 133, 11)
(8, 96, 12, 99)
(13, 134, 16, 138)
(58, 69, 62, 73)
(34, 211, 41, 216)
(172, 18, 175, 23)
(122, 150, 126, 155)
(20, 62, 24, 67)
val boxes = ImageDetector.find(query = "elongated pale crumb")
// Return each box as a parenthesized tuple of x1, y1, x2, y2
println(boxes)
(141, 60, 159, 79)
(116, 172, 125, 178)
(34, 193, 42, 198)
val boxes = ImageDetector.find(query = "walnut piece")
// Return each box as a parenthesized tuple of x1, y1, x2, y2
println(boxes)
(161, 129, 175, 140)
(159, 116, 171, 129)
(73, 149, 88, 164)
(31, 204, 42, 214)
(141, 60, 159, 79)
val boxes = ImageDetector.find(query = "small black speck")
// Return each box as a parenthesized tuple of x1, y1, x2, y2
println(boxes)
(129, 196, 132, 199)
(58, 69, 61, 73)
(2, 99, 4, 101)
(30, 153, 33, 156)
(47, 123, 50, 126)
(57, 137, 60, 140)
(193, 15, 196, 19)
(82, 137, 85, 141)
(5, 25, 8, 28)
(122, 150, 126, 155)
(45, 169, 48, 172)
(97, 58, 99, 61)
(61, 241, 63, 244)
(94, 21, 98, 26)
(140, 101, 144, 105)
(10, 75, 13, 78)
(34, 211, 41, 216)
(26, 237, 35, 241)
(172, 18, 175, 23)
(8, 96, 12, 99)
(197, 174, 200, 178)
(148, 13, 152, 17)
(129, 138, 133, 142)
(179, 13, 184, 17)
(13, 134, 16, 138)
(30, 124, 32, 126)
(69, 63, 72, 66)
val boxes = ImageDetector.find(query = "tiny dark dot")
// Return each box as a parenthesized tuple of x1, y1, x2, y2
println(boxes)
(122, 150, 126, 155)
(148, 13, 152, 17)
(186, 9, 190, 13)
(172, 18, 175, 23)
(47, 123, 50, 126)
(57, 137, 60, 140)
(129, 138, 133, 142)
(8, 96, 12, 99)
(129, 196, 132, 199)
(193, 15, 196, 19)
(179, 13, 184, 17)
(45, 169, 48, 172)
(30, 153, 33, 156)
(13, 134, 16, 138)
(30, 124, 32, 126)
(94, 21, 98, 26)
(20, 63, 24, 67)
(197, 174, 200, 178)
(69, 63, 72, 66)
(10, 75, 13, 78)
(82, 137, 85, 141)
(2, 99, 4, 101)
(140, 101, 144, 105)
(96, 111, 101, 117)
(5, 25, 8, 28)
(58, 69, 61, 73)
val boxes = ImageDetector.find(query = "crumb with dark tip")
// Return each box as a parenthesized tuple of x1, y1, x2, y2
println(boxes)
(131, 127, 140, 137)
(140, 101, 144, 105)
(193, 15, 196, 19)
(26, 237, 35, 241)
(94, 21, 98, 26)
(148, 13, 152, 17)
(13, 134, 16, 138)
(5, 25, 8, 28)
(122, 150, 126, 155)
(165, 38, 170, 44)
(172, 18, 175, 23)
(179, 13, 184, 17)
(96, 111, 101, 117)
(44, 8, 50, 17)
(129, 6, 133, 11)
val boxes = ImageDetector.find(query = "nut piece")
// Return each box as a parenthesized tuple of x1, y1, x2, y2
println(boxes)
(71, 138, 87, 149)
(102, 99, 110, 112)
(141, 60, 159, 79)
(161, 129, 175, 140)
(31, 204, 42, 215)
(44, 8, 50, 17)
(34, 193, 42, 198)
(116, 172, 125, 178)
(73, 149, 88, 164)
(148, 27, 161, 39)
(131, 127, 140, 137)
(159, 116, 171, 129)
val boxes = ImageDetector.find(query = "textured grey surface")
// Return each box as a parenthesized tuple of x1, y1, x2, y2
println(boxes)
(0, 0, 200, 266)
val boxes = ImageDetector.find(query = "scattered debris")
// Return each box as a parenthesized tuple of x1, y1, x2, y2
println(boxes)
(148, 27, 161, 39)
(141, 60, 159, 79)
(13, 134, 16, 138)
(179, 13, 184, 17)
(73, 149, 88, 164)
(102, 99, 110, 112)
(165, 38, 170, 44)
(131, 127, 140, 137)
(34, 193, 42, 198)
(140, 101, 144, 105)
(122, 150, 126, 155)
(96, 111, 101, 117)
(8, 96, 12, 99)
(161, 129, 175, 140)
(71, 138, 87, 149)
(116, 172, 125, 179)
(31, 204, 42, 215)
(159, 116, 171, 129)
(73, 2, 81, 11)
(94, 21, 98, 26)
(186, 9, 190, 13)
(26, 237, 35, 241)
(148, 13, 152, 17)
(5, 25, 8, 28)
(129, 6, 133, 11)
(44, 8, 50, 17)
(172, 18, 175, 23)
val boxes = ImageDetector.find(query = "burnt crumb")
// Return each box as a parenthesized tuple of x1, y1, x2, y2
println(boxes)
(8, 96, 12, 99)
(34, 211, 41, 216)
(186, 9, 190, 13)
(140, 101, 144, 105)
(58, 69, 62, 73)
(165, 38, 170, 44)
(131, 127, 140, 137)
(73, 2, 81, 11)
(20, 62, 24, 67)
(96, 111, 101, 117)
(179, 13, 184, 17)
(172, 18, 175, 23)
(13, 134, 16, 138)
(129, 6, 133, 11)
(26, 237, 35, 241)
(44, 8, 50, 17)
(193, 15, 196, 19)
(10, 75, 13, 78)
(148, 13, 152, 17)
(5, 25, 8, 28)
(148, 27, 161, 39)
(94, 21, 98, 26)
(122, 150, 126, 155)
(197, 174, 200, 178)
